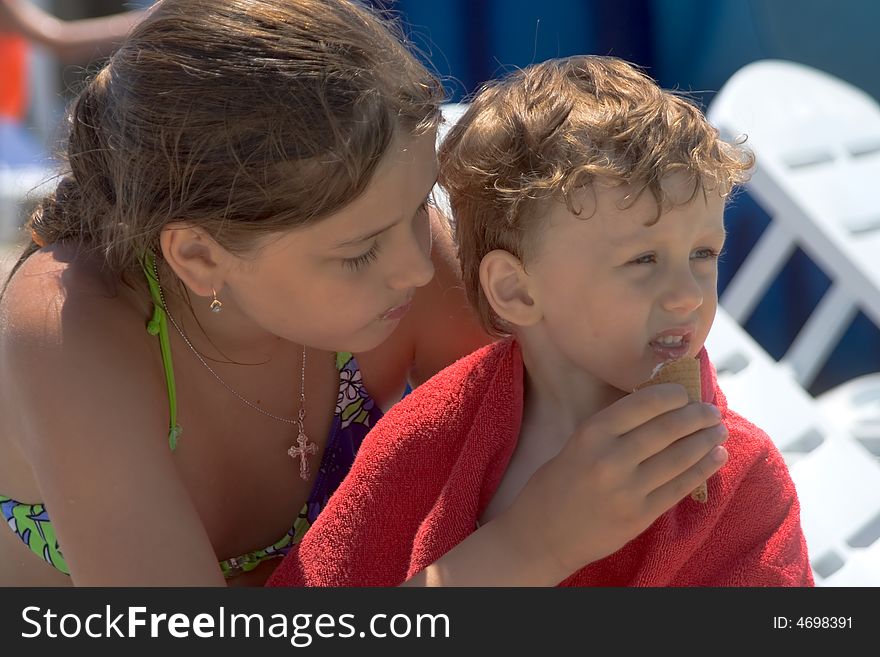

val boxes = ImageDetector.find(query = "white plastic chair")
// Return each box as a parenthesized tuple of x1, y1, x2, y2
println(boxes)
(707, 60, 880, 390)
(706, 307, 825, 463)
(819, 374, 880, 459)
(707, 306, 880, 586)
(433, 103, 469, 222)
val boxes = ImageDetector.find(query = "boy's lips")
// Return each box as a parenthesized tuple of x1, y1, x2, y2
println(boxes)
(649, 327, 694, 361)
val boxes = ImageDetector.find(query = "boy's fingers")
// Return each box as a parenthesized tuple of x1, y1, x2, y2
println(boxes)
(644, 445, 728, 517)
(635, 423, 728, 493)
(589, 383, 690, 437)
(619, 402, 724, 464)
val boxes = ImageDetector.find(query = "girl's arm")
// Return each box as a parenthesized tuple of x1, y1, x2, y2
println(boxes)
(2, 263, 225, 586)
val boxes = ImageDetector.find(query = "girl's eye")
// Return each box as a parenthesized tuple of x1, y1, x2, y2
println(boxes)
(692, 248, 721, 260)
(341, 197, 431, 272)
(342, 242, 381, 272)
(630, 253, 657, 265)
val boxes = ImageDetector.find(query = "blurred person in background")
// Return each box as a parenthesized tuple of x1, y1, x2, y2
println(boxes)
(0, 0, 145, 64)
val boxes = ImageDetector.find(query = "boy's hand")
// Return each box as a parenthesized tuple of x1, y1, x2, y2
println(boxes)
(500, 383, 727, 583)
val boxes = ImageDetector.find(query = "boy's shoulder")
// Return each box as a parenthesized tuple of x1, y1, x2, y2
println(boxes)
(391, 337, 515, 419)
(365, 338, 519, 451)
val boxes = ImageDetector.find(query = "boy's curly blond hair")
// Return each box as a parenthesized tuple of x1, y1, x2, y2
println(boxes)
(439, 55, 754, 337)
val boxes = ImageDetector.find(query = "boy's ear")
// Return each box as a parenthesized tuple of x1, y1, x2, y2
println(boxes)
(159, 222, 230, 298)
(480, 249, 542, 328)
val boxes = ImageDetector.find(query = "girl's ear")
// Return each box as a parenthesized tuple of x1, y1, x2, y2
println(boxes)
(479, 249, 542, 328)
(159, 223, 231, 298)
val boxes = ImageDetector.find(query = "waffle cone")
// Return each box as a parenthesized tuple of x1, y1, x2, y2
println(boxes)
(636, 358, 708, 503)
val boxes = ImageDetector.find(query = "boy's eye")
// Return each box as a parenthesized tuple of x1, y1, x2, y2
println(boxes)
(691, 248, 721, 260)
(630, 253, 657, 265)
(342, 242, 381, 272)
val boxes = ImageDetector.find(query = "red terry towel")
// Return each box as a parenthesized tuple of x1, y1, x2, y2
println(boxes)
(267, 339, 814, 587)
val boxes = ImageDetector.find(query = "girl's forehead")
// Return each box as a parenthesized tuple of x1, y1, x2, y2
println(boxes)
(268, 130, 440, 247)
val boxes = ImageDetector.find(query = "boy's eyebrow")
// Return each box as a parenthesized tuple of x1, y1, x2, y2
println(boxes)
(707, 225, 728, 242)
(610, 225, 727, 250)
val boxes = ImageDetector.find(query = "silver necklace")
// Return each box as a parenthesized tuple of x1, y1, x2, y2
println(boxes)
(151, 259, 318, 480)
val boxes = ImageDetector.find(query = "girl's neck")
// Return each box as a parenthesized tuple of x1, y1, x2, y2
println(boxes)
(159, 277, 290, 366)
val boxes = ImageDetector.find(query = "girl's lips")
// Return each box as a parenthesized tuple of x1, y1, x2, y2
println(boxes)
(379, 300, 412, 321)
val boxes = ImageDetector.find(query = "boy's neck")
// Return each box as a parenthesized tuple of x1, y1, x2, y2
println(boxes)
(517, 335, 626, 440)
(477, 335, 629, 528)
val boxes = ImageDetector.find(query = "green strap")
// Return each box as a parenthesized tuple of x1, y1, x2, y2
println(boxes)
(141, 251, 183, 451)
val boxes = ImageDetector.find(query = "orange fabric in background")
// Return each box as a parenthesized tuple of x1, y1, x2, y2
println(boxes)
(0, 35, 27, 120)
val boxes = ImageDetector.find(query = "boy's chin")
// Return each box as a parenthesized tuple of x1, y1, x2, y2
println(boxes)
(599, 373, 645, 397)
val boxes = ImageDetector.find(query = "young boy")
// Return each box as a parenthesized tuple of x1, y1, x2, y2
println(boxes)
(267, 56, 813, 587)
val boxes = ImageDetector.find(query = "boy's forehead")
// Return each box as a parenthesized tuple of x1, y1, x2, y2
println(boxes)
(593, 173, 698, 207)
(551, 183, 655, 231)
(549, 180, 725, 246)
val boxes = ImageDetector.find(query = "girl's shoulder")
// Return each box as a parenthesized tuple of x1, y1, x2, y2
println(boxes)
(1, 245, 165, 452)
(1, 245, 149, 347)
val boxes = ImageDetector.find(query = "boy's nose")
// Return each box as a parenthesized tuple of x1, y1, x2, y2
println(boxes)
(660, 268, 704, 314)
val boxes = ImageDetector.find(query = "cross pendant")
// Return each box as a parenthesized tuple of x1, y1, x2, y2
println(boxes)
(287, 430, 318, 481)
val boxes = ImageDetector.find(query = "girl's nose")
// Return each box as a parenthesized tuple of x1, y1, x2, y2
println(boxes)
(386, 218, 435, 290)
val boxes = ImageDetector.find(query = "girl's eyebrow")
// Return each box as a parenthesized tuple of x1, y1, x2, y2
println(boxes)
(333, 218, 399, 249)
(333, 176, 439, 249)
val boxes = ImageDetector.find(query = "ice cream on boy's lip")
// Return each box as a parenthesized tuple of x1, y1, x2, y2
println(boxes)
(649, 327, 693, 361)
(635, 356, 709, 503)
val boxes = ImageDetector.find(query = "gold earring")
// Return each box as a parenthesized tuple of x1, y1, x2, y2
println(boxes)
(210, 288, 222, 313)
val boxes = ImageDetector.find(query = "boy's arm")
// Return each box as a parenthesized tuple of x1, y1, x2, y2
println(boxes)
(403, 516, 569, 586)
(272, 512, 567, 588)
(267, 340, 567, 588)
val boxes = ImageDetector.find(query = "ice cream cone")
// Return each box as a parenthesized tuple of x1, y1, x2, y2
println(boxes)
(636, 358, 708, 503)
